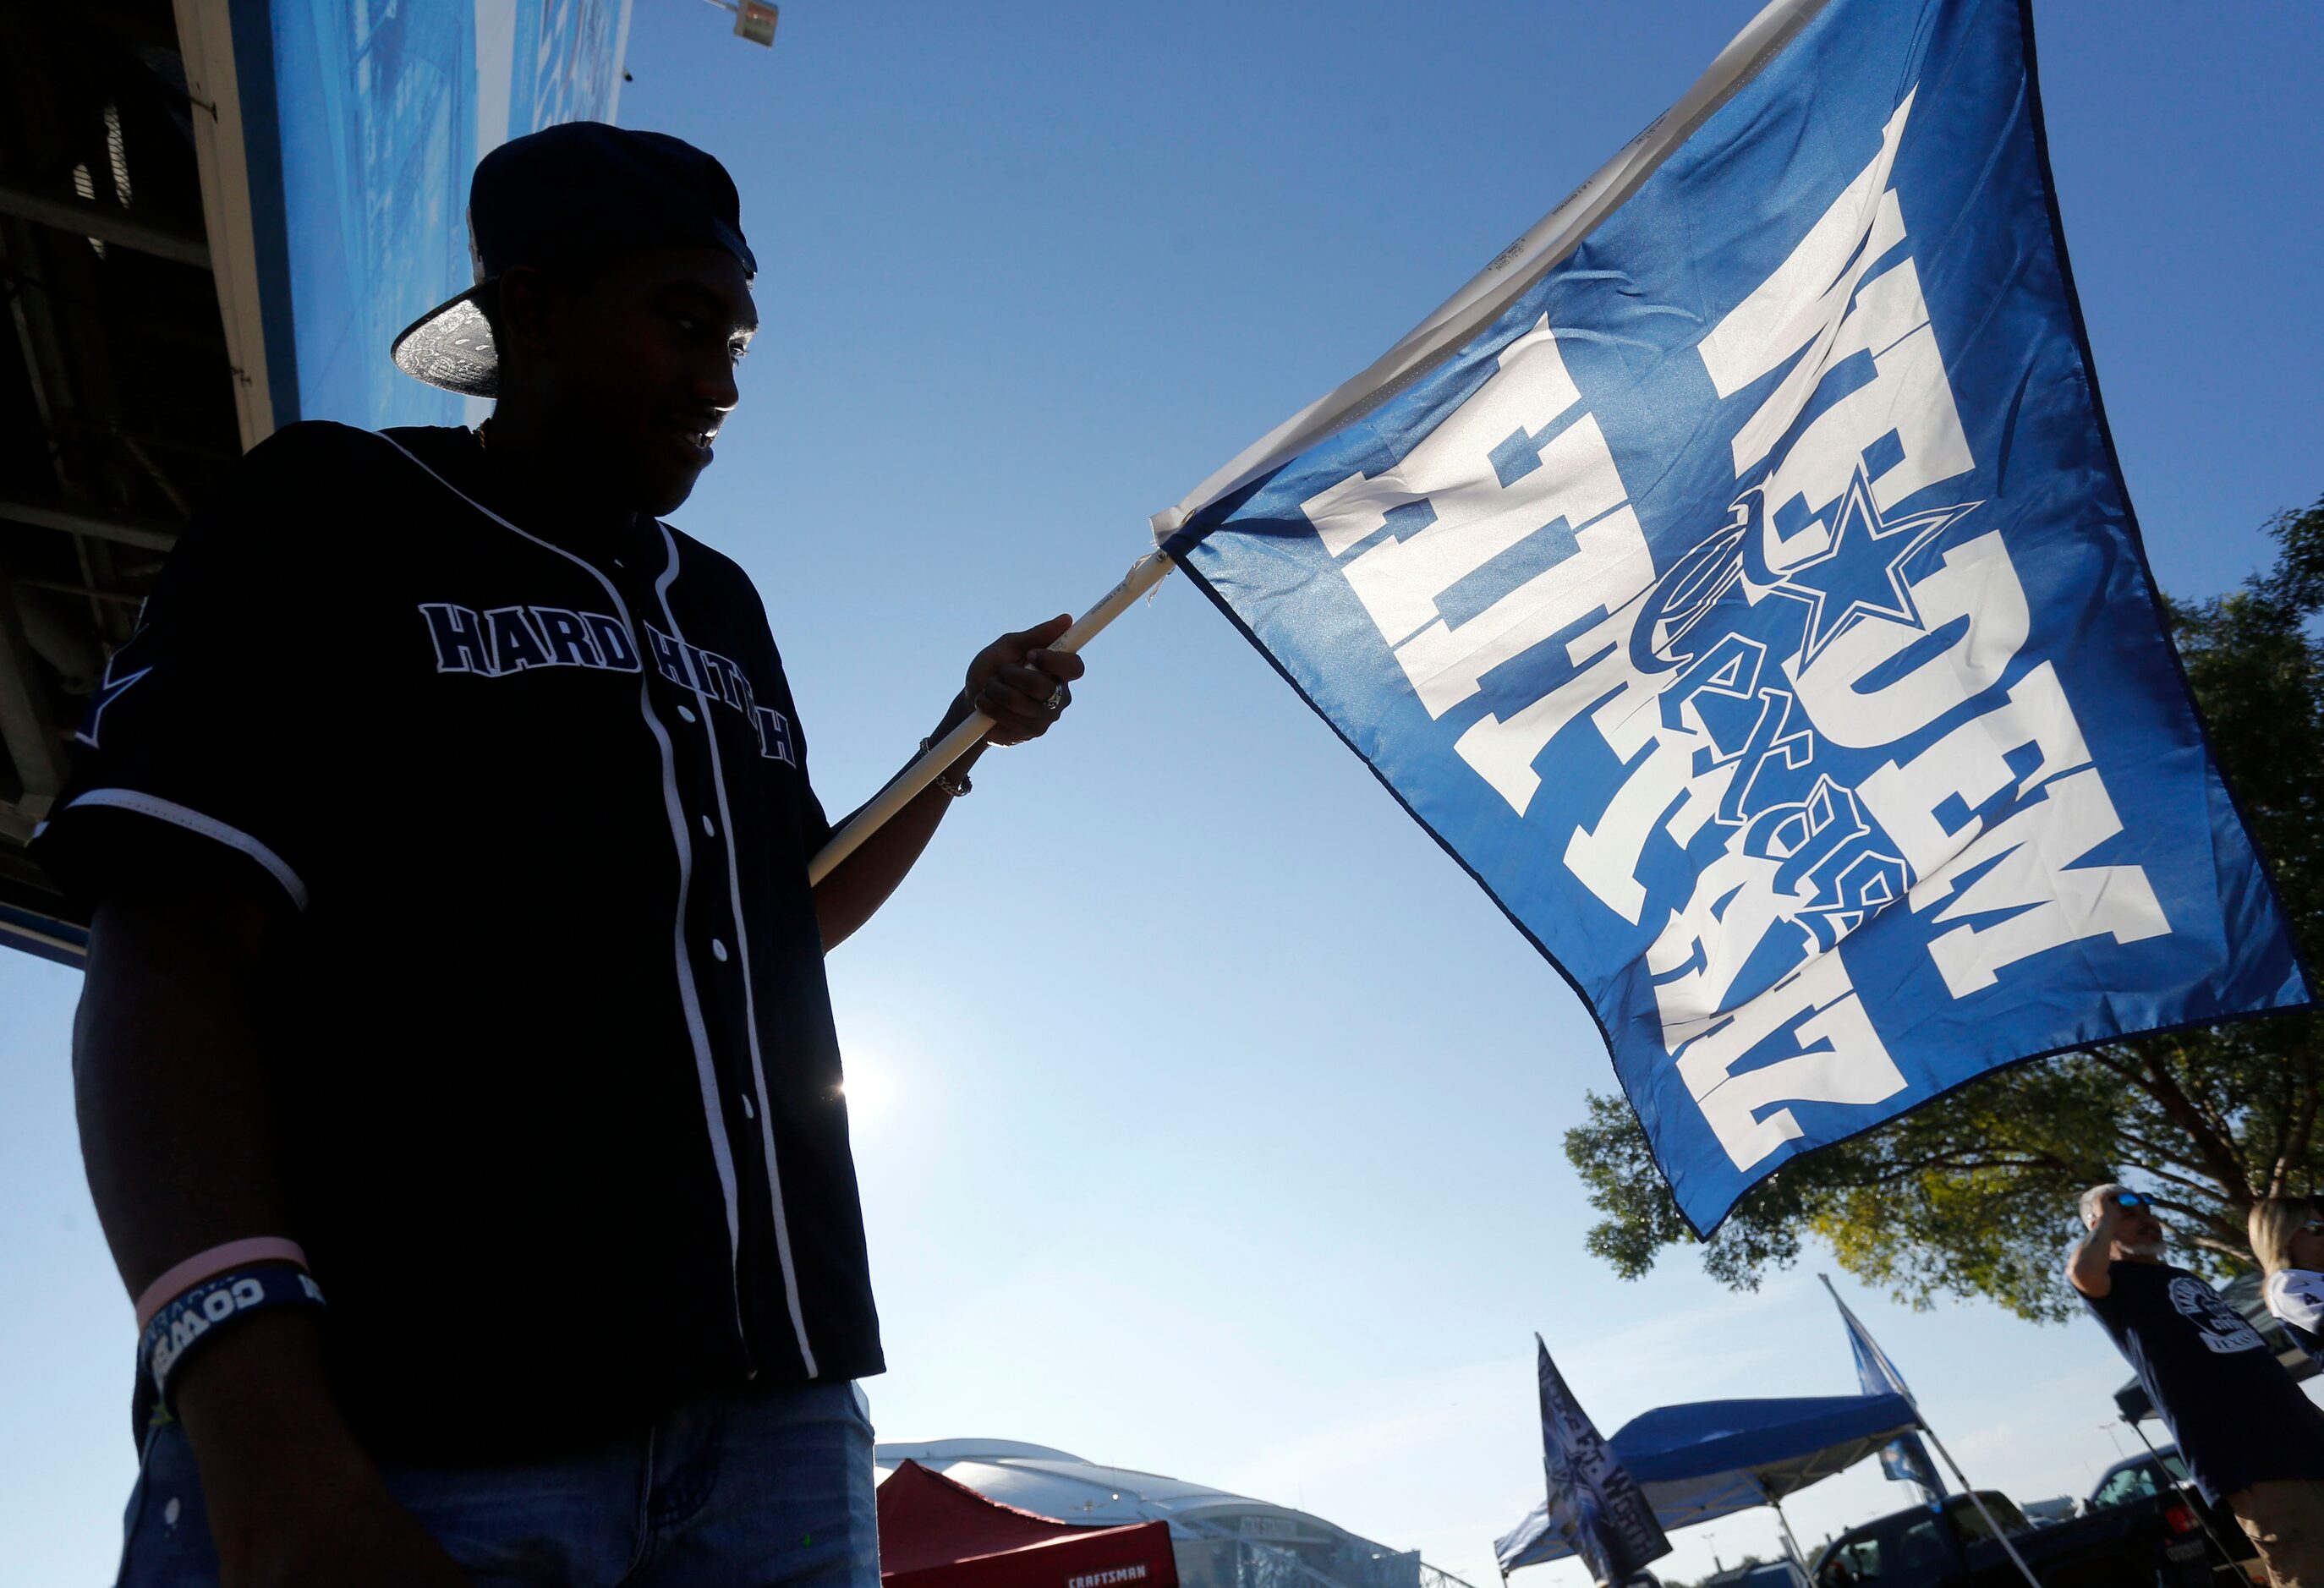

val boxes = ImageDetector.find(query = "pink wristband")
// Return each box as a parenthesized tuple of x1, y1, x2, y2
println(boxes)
(134, 1238, 310, 1330)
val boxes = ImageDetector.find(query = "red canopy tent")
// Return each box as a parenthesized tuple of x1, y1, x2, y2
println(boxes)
(878, 1459, 1181, 1588)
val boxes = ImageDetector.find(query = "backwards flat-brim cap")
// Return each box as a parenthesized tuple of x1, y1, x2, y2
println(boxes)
(392, 122, 756, 397)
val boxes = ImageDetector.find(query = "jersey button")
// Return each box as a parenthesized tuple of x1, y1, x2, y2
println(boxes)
(677, 704, 699, 724)
(701, 814, 715, 837)
(711, 938, 729, 961)
(740, 1092, 756, 1120)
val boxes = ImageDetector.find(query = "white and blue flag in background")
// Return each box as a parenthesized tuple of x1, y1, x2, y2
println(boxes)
(1822, 1276, 1944, 1502)
(1532, 1336, 1670, 1586)
(1154, 0, 2310, 1232)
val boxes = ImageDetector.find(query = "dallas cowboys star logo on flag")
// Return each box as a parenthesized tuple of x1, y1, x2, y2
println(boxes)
(1764, 466, 1981, 665)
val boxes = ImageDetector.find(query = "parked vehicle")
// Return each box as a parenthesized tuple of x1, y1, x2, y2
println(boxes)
(1697, 1562, 1810, 1588)
(1809, 1487, 2215, 1588)
(2086, 1444, 2259, 1579)
(2087, 1446, 2190, 1511)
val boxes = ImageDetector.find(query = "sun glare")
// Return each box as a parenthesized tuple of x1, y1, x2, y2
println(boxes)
(836, 1053, 894, 1118)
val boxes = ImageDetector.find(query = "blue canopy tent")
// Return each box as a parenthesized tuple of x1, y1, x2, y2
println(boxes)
(1497, 1393, 1920, 1572)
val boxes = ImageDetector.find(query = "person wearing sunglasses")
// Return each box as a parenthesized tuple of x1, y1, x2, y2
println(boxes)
(2071, 1183, 2324, 1588)
(2251, 1197, 2324, 1362)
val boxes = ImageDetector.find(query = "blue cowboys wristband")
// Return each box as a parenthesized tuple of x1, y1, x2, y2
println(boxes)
(137, 1266, 326, 1415)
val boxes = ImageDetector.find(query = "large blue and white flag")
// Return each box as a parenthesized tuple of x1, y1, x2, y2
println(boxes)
(1822, 1277, 1944, 1502)
(1532, 1336, 1669, 1586)
(1154, 0, 2309, 1231)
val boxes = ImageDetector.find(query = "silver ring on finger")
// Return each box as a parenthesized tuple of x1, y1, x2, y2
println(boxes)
(1044, 683, 1068, 711)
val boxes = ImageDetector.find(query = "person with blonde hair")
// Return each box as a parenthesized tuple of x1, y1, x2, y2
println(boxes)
(2251, 1196, 2324, 1361)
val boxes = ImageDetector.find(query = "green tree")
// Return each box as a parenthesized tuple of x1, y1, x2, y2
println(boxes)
(1565, 498, 2324, 1322)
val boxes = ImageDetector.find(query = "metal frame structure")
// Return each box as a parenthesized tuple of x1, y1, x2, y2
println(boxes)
(0, 0, 260, 966)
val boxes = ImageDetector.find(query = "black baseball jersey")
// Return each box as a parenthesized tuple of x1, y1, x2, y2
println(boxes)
(35, 421, 883, 1459)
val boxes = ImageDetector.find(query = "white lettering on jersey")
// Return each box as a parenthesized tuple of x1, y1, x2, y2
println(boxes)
(2168, 1276, 2266, 1355)
(416, 602, 796, 764)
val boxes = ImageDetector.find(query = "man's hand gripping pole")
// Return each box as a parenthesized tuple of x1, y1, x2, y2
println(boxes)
(806, 549, 1174, 886)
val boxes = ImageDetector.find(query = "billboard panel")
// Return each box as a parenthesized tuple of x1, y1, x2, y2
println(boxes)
(244, 0, 634, 434)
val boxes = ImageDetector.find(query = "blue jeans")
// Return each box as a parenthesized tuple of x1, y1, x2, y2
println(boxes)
(117, 1380, 880, 1586)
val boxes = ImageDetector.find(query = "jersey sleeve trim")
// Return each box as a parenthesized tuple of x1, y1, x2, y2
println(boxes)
(56, 789, 310, 912)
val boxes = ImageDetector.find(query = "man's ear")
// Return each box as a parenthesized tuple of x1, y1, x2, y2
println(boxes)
(493, 265, 559, 359)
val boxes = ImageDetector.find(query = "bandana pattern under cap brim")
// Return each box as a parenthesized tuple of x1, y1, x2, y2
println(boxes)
(392, 293, 500, 398)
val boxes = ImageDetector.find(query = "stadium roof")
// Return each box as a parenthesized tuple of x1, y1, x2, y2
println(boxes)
(874, 1440, 1351, 1539)
(0, 0, 243, 965)
(873, 1441, 1481, 1588)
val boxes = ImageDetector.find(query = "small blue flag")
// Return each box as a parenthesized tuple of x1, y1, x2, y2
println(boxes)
(1157, 0, 2308, 1232)
(1533, 1336, 1670, 1585)
(1822, 1277, 1945, 1502)
(1879, 1428, 1945, 1501)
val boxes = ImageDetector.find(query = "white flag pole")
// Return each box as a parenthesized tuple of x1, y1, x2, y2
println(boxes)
(1767, 1496, 1810, 1576)
(806, 548, 1174, 886)
(814, 3, 1844, 889)
(2124, 1410, 2242, 1570)
(1817, 1276, 2042, 1588)
(1904, 1419, 2043, 1588)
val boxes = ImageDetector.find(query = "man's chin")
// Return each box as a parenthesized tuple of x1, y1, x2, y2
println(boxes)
(635, 468, 704, 518)
(2121, 1238, 2168, 1260)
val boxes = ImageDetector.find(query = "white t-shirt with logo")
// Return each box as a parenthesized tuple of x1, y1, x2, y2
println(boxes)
(2266, 1268, 2324, 1339)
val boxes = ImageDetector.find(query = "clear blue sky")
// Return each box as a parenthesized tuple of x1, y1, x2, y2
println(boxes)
(4, 2, 2320, 1581)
